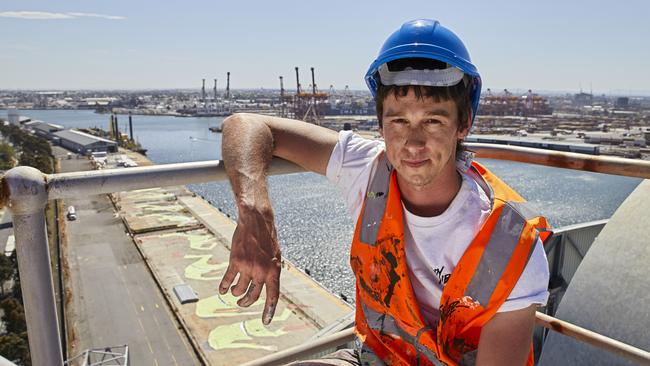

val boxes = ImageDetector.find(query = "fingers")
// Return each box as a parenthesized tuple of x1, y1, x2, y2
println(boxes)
(219, 264, 238, 295)
(262, 277, 280, 325)
(230, 273, 252, 297)
(238, 280, 263, 307)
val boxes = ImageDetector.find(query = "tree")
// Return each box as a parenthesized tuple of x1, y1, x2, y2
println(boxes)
(0, 255, 14, 297)
(0, 143, 16, 170)
(0, 332, 30, 366)
(0, 297, 26, 334)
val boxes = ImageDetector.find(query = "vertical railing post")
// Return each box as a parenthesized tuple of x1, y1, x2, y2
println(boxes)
(3, 166, 64, 366)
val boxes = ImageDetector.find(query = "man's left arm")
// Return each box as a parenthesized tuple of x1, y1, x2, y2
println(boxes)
(475, 304, 537, 366)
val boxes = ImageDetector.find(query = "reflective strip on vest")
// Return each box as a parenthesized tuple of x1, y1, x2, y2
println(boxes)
(362, 303, 447, 366)
(507, 201, 542, 221)
(359, 155, 392, 245)
(464, 201, 538, 306)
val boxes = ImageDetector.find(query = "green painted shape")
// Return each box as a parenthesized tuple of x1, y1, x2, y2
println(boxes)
(207, 309, 292, 352)
(184, 254, 227, 280)
(195, 293, 260, 318)
(186, 232, 217, 251)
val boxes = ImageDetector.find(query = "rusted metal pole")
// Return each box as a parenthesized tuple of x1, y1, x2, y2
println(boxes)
(535, 312, 650, 365)
(467, 143, 650, 179)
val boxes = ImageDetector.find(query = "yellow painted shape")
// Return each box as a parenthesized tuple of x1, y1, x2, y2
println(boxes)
(186, 233, 217, 251)
(207, 309, 293, 352)
(184, 254, 227, 280)
(195, 293, 260, 318)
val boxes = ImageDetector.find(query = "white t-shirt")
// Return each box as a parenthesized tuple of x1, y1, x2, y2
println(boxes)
(326, 131, 549, 326)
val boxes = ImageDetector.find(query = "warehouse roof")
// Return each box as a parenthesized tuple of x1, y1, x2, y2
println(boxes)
(53, 129, 116, 147)
(26, 121, 64, 133)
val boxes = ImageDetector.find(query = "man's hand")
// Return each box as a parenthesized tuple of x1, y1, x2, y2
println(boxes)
(219, 203, 281, 325)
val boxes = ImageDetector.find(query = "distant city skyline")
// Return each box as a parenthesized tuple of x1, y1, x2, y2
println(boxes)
(1, 0, 649, 95)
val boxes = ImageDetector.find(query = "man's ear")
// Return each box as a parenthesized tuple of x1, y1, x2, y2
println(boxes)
(457, 111, 471, 139)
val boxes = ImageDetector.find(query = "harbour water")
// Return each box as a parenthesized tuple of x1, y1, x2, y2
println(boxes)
(5, 109, 642, 301)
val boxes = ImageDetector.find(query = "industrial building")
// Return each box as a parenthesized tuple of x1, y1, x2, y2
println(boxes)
(24, 121, 64, 140)
(53, 129, 117, 154)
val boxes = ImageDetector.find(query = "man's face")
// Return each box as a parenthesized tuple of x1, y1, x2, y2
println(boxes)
(380, 89, 469, 190)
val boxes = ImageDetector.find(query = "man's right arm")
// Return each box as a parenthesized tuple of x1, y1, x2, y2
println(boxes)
(218, 113, 338, 324)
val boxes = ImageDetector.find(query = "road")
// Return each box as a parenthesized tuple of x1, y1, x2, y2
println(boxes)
(56, 147, 199, 365)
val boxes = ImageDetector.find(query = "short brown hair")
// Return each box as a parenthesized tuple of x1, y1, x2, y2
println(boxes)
(375, 82, 471, 130)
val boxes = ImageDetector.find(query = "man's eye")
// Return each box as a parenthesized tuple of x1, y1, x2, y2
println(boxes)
(390, 118, 407, 124)
(425, 119, 442, 125)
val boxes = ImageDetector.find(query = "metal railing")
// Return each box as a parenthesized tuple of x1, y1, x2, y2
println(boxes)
(1, 144, 649, 365)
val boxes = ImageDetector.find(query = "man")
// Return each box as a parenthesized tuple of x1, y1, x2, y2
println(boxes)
(219, 19, 551, 365)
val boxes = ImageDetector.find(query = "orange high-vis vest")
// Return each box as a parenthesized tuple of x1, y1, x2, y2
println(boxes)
(351, 154, 551, 366)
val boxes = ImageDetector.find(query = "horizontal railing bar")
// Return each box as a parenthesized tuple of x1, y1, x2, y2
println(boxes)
(535, 312, 650, 365)
(241, 327, 356, 366)
(467, 143, 650, 179)
(45, 158, 304, 200)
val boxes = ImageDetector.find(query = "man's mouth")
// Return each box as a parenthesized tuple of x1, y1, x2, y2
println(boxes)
(403, 159, 428, 168)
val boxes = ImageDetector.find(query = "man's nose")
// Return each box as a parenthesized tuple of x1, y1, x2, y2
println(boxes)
(404, 124, 426, 151)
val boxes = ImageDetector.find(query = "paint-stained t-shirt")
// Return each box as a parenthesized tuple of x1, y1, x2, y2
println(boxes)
(326, 131, 549, 326)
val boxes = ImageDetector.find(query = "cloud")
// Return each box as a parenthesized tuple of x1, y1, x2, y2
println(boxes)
(0, 11, 125, 20)
(66, 12, 126, 20)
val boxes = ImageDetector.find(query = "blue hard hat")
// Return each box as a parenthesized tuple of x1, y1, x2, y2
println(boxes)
(365, 19, 482, 125)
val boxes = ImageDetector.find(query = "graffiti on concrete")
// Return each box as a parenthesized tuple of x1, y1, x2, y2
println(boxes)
(184, 254, 227, 281)
(207, 308, 293, 352)
(195, 292, 260, 318)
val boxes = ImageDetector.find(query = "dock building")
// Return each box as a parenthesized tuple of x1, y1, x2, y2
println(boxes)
(24, 121, 64, 140)
(53, 129, 117, 154)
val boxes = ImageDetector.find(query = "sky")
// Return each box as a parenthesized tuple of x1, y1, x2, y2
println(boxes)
(1, 0, 649, 95)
